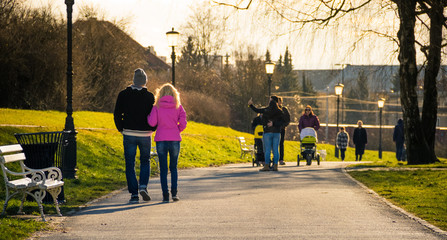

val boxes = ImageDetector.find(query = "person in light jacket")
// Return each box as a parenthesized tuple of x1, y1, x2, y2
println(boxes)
(148, 83, 187, 203)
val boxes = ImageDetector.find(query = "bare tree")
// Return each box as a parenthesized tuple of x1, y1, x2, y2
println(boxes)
(182, 2, 227, 67)
(213, 0, 446, 164)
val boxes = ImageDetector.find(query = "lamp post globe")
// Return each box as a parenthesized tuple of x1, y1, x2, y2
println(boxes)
(334, 83, 344, 158)
(265, 61, 275, 98)
(166, 27, 179, 86)
(378, 98, 385, 159)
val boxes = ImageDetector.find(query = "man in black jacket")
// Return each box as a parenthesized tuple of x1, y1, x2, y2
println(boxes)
(114, 68, 156, 204)
(275, 97, 290, 165)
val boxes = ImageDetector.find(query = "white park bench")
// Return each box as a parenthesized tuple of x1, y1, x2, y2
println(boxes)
(236, 137, 255, 160)
(0, 144, 64, 221)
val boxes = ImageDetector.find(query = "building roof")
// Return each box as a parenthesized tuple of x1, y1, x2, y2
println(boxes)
(74, 18, 170, 71)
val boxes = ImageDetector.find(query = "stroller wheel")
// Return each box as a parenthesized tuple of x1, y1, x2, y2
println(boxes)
(306, 154, 312, 166)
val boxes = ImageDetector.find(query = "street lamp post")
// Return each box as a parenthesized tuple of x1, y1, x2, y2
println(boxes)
(265, 61, 275, 98)
(378, 98, 385, 159)
(335, 64, 349, 122)
(166, 27, 179, 86)
(334, 83, 344, 158)
(63, 0, 77, 179)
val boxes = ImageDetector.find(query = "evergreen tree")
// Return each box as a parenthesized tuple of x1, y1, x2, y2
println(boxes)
(300, 73, 318, 113)
(278, 47, 298, 91)
(265, 49, 271, 62)
(357, 71, 369, 101)
(179, 36, 200, 68)
(276, 55, 283, 72)
(345, 71, 369, 124)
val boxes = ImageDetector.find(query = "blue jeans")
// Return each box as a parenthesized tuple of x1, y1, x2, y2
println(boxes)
(156, 141, 180, 194)
(263, 132, 281, 165)
(123, 135, 151, 196)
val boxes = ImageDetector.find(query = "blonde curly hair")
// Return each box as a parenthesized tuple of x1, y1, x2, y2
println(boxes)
(154, 83, 181, 109)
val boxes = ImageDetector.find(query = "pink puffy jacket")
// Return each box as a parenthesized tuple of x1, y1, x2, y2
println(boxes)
(147, 95, 187, 142)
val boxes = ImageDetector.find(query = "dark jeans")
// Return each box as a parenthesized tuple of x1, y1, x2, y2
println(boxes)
(355, 144, 365, 161)
(156, 141, 180, 194)
(123, 135, 151, 196)
(279, 129, 285, 161)
(254, 138, 264, 163)
(340, 148, 346, 160)
(396, 143, 404, 161)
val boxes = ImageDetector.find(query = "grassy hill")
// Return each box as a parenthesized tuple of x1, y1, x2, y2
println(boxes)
(0, 108, 446, 239)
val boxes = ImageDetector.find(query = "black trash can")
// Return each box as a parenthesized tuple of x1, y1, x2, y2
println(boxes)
(14, 131, 66, 203)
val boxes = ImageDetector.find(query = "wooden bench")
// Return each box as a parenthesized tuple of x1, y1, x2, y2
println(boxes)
(236, 137, 255, 160)
(0, 144, 64, 221)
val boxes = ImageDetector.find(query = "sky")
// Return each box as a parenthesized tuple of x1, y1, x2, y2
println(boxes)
(27, 0, 405, 69)
(27, 0, 194, 59)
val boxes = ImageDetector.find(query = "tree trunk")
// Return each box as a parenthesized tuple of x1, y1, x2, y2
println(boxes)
(395, 0, 432, 164)
(421, 2, 442, 163)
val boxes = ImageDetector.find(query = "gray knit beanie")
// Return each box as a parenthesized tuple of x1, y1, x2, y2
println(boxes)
(133, 68, 147, 86)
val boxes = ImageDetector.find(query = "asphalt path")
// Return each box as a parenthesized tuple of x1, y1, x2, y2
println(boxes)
(38, 162, 446, 240)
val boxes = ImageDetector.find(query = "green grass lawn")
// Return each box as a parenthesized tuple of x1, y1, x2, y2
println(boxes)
(0, 108, 446, 239)
(349, 170, 447, 230)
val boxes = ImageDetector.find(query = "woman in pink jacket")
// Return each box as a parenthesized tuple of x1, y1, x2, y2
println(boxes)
(148, 83, 187, 202)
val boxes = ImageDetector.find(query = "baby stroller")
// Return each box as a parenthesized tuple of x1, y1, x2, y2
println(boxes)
(297, 127, 320, 166)
(253, 124, 265, 166)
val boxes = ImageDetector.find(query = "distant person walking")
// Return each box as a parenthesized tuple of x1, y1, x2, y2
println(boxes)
(353, 120, 368, 161)
(148, 83, 187, 202)
(298, 105, 320, 132)
(336, 127, 349, 161)
(114, 68, 156, 204)
(275, 97, 290, 165)
(248, 96, 285, 171)
(393, 118, 405, 161)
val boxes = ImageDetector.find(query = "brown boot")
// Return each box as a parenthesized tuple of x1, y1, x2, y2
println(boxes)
(259, 164, 270, 171)
(272, 164, 278, 171)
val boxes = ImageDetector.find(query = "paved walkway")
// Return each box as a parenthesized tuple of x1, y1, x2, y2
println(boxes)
(38, 162, 446, 239)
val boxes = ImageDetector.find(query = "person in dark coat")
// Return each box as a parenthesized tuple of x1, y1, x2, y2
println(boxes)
(114, 68, 156, 204)
(248, 96, 285, 171)
(353, 120, 367, 161)
(393, 118, 405, 161)
(298, 105, 320, 132)
(272, 96, 290, 165)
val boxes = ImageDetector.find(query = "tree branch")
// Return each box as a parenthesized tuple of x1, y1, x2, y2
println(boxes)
(210, 0, 253, 10)
(362, 29, 400, 47)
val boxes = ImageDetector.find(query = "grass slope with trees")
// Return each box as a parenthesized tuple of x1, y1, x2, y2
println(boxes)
(0, 109, 446, 239)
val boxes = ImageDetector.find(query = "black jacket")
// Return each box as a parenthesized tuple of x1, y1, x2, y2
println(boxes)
(353, 127, 368, 146)
(113, 87, 156, 132)
(393, 119, 404, 145)
(249, 104, 284, 133)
